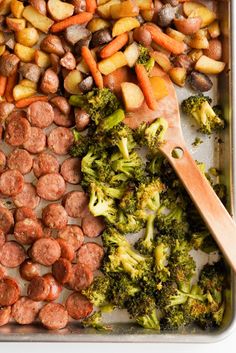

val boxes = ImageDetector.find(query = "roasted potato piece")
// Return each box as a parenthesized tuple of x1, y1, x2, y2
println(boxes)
(87, 18, 110, 33)
(203, 39, 222, 61)
(98, 51, 127, 75)
(97, 0, 121, 19)
(149, 76, 168, 100)
(112, 17, 140, 37)
(40, 35, 65, 56)
(13, 84, 36, 101)
(151, 51, 172, 72)
(166, 27, 186, 42)
(64, 25, 91, 46)
(137, 0, 152, 10)
(140, 9, 154, 22)
(14, 43, 35, 63)
(34, 50, 51, 68)
(169, 67, 187, 87)
(16, 27, 39, 47)
(64, 69, 83, 94)
(174, 17, 202, 35)
(11, 0, 24, 19)
(6, 17, 26, 31)
(0, 0, 12, 16)
(110, 1, 139, 20)
(188, 49, 203, 63)
(47, 0, 74, 21)
(195, 55, 225, 74)
(121, 82, 144, 111)
(183, 2, 216, 28)
(0, 45, 5, 56)
(19, 78, 37, 90)
(29, 0, 47, 15)
(188, 29, 209, 49)
(23, 5, 54, 33)
(208, 20, 220, 39)
(124, 42, 139, 67)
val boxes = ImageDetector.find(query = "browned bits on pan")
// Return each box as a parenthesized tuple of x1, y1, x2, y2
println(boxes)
(39, 302, 69, 330)
(66, 292, 93, 320)
(42, 203, 68, 229)
(0, 169, 24, 196)
(40, 68, 59, 94)
(0, 54, 20, 77)
(12, 297, 41, 325)
(40, 35, 65, 56)
(19, 259, 40, 281)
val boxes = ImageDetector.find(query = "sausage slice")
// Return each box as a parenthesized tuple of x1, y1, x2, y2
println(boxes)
(7, 148, 33, 175)
(12, 183, 40, 209)
(0, 169, 24, 196)
(42, 203, 68, 229)
(14, 218, 43, 245)
(48, 127, 74, 155)
(0, 277, 20, 306)
(33, 152, 59, 178)
(27, 101, 54, 128)
(36, 173, 66, 201)
(19, 259, 40, 281)
(23, 127, 46, 154)
(31, 238, 61, 266)
(68, 264, 93, 291)
(81, 213, 105, 238)
(39, 303, 69, 330)
(52, 258, 72, 284)
(65, 292, 93, 320)
(63, 191, 89, 218)
(15, 207, 37, 222)
(5, 115, 31, 146)
(0, 241, 26, 268)
(0, 306, 11, 327)
(58, 225, 84, 250)
(0, 207, 14, 234)
(60, 157, 81, 184)
(27, 276, 50, 301)
(43, 273, 62, 301)
(12, 297, 41, 324)
(77, 243, 104, 272)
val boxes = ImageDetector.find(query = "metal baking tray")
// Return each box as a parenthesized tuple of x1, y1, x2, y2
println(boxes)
(0, 0, 235, 343)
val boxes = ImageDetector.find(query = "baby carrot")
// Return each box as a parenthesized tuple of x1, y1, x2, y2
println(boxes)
(100, 33, 129, 59)
(135, 63, 157, 111)
(15, 95, 48, 108)
(5, 71, 18, 103)
(50, 12, 93, 33)
(86, 0, 97, 13)
(0, 75, 7, 97)
(81, 46, 103, 89)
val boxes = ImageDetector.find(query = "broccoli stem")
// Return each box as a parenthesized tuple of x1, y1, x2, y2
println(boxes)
(98, 109, 125, 132)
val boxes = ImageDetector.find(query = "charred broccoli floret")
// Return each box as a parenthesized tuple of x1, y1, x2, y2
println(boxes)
(190, 231, 218, 253)
(160, 306, 191, 330)
(137, 45, 155, 72)
(82, 276, 110, 307)
(81, 311, 112, 331)
(108, 273, 140, 308)
(111, 151, 144, 179)
(108, 124, 137, 159)
(157, 281, 189, 309)
(154, 235, 173, 283)
(135, 214, 156, 255)
(116, 209, 145, 234)
(97, 109, 125, 132)
(136, 118, 168, 153)
(137, 179, 165, 212)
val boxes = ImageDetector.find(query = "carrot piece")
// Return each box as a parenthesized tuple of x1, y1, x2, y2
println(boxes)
(50, 12, 93, 33)
(100, 33, 129, 59)
(86, 0, 97, 13)
(5, 71, 18, 103)
(15, 95, 48, 108)
(135, 63, 157, 111)
(81, 46, 103, 89)
(0, 75, 7, 96)
(145, 24, 186, 55)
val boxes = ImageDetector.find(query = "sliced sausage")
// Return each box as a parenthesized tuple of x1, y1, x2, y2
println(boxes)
(27, 276, 50, 301)
(0, 229, 5, 247)
(7, 148, 33, 175)
(77, 243, 104, 272)
(31, 238, 61, 266)
(19, 63, 41, 83)
(0, 170, 24, 196)
(0, 53, 20, 77)
(5, 115, 31, 146)
(0, 264, 6, 280)
(36, 173, 66, 201)
(23, 127, 46, 154)
(63, 191, 89, 218)
(39, 303, 69, 330)
(0, 207, 14, 234)
(65, 292, 93, 320)
(40, 35, 65, 56)
(0, 150, 6, 173)
(0, 241, 26, 268)
(12, 183, 40, 209)
(15, 207, 37, 222)
(42, 203, 68, 230)
(27, 101, 54, 128)
(52, 258, 72, 284)
(68, 263, 93, 291)
(0, 306, 11, 327)
(33, 152, 59, 178)
(19, 259, 40, 281)
(48, 127, 74, 155)
(14, 218, 43, 245)
(56, 238, 75, 262)
(0, 277, 20, 306)
(81, 213, 105, 238)
(60, 157, 81, 184)
(40, 68, 59, 94)
(58, 225, 84, 251)
(53, 107, 74, 127)
(12, 297, 41, 324)
(50, 96, 70, 115)
(43, 273, 62, 301)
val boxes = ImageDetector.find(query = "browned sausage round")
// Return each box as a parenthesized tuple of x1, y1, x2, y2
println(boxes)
(60, 157, 81, 184)
(31, 238, 61, 266)
(12, 297, 41, 324)
(33, 152, 59, 178)
(19, 259, 40, 281)
(48, 127, 74, 155)
(50, 96, 70, 115)
(0, 150, 6, 173)
(65, 292, 93, 320)
(27, 276, 50, 301)
(56, 238, 75, 262)
(52, 258, 72, 284)
(68, 264, 93, 291)
(15, 207, 37, 222)
(23, 127, 46, 154)
(53, 107, 74, 127)
(27, 101, 54, 128)
(14, 218, 43, 245)
(12, 183, 40, 209)
(0, 207, 14, 234)
(77, 243, 104, 271)
(36, 173, 66, 201)
(58, 225, 84, 250)
(0, 306, 11, 327)
(81, 213, 105, 238)
(0, 241, 26, 268)
(74, 109, 90, 131)
(42, 203, 68, 229)
(63, 191, 89, 218)
(0, 229, 5, 248)
(5, 115, 31, 146)
(39, 303, 69, 330)
(43, 273, 62, 301)
(0, 277, 20, 306)
(0, 170, 24, 196)
(40, 68, 59, 94)
(0, 264, 6, 280)
(7, 148, 33, 175)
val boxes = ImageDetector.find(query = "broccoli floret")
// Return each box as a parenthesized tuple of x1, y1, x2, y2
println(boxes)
(135, 214, 156, 255)
(157, 281, 189, 309)
(137, 45, 155, 72)
(183, 285, 210, 326)
(137, 179, 165, 212)
(70, 129, 90, 157)
(81, 311, 112, 331)
(108, 273, 140, 308)
(97, 109, 125, 132)
(119, 188, 137, 214)
(214, 183, 227, 204)
(69, 88, 121, 125)
(136, 118, 168, 153)
(160, 306, 191, 330)
(108, 124, 137, 159)
(157, 204, 188, 240)
(82, 276, 110, 307)
(111, 151, 144, 179)
(181, 94, 224, 134)
(154, 235, 173, 282)
(81, 146, 102, 179)
(191, 231, 218, 253)
(116, 209, 145, 234)
(146, 153, 164, 176)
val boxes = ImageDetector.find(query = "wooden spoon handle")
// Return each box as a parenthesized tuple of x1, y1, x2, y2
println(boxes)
(163, 145, 236, 272)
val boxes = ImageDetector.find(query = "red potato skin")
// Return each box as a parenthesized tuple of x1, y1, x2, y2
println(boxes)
(174, 17, 202, 35)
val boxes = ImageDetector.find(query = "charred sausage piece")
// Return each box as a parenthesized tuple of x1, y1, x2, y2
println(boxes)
(15, 207, 37, 222)
(0, 229, 5, 247)
(52, 258, 72, 284)
(36, 173, 66, 201)
(53, 107, 75, 127)
(58, 225, 84, 251)
(5, 115, 31, 146)
(0, 241, 26, 268)
(23, 127, 46, 154)
(77, 243, 104, 271)
(0, 54, 20, 77)
(74, 109, 90, 131)
(0, 207, 14, 234)
(60, 52, 76, 70)
(68, 264, 93, 291)
(31, 238, 61, 266)
(43, 273, 62, 301)
(0, 170, 24, 196)
(0, 150, 6, 173)
(189, 71, 213, 92)
(0, 277, 20, 306)
(40, 35, 65, 56)
(12, 297, 41, 324)
(12, 183, 40, 209)
(79, 76, 94, 93)
(7, 149, 33, 175)
(0, 264, 6, 280)
(173, 54, 193, 72)
(42, 203, 68, 229)
(60, 158, 81, 184)
(0, 102, 14, 123)
(56, 238, 75, 262)
(33, 153, 59, 178)
(27, 276, 50, 301)
(19, 259, 40, 281)
(91, 29, 112, 47)
(19, 63, 41, 83)
(50, 96, 70, 115)
(65, 292, 93, 320)
(39, 303, 69, 330)
(64, 24, 91, 46)
(0, 306, 11, 327)
(63, 191, 89, 218)
(48, 127, 74, 155)
(27, 101, 54, 128)
(14, 218, 43, 245)
(81, 213, 105, 238)
(40, 68, 59, 94)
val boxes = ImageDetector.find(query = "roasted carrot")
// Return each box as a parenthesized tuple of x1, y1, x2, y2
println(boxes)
(5, 71, 18, 103)
(100, 33, 129, 59)
(0, 75, 7, 96)
(50, 12, 93, 33)
(15, 95, 48, 108)
(135, 63, 157, 111)
(81, 46, 103, 89)
(86, 0, 97, 13)
(145, 24, 186, 55)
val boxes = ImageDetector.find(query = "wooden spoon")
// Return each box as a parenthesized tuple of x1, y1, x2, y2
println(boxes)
(124, 66, 236, 272)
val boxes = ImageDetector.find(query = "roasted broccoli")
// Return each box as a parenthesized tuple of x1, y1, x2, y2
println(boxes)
(136, 118, 168, 153)
(111, 151, 144, 179)
(97, 109, 125, 132)
(137, 45, 155, 72)
(154, 235, 172, 283)
(137, 179, 165, 213)
(81, 311, 112, 331)
(108, 273, 140, 308)
(82, 276, 110, 306)
(108, 124, 137, 159)
(191, 231, 218, 253)
(135, 214, 156, 255)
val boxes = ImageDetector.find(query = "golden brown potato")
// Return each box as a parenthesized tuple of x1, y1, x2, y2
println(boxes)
(208, 21, 220, 39)
(203, 39, 222, 61)
(13, 84, 36, 101)
(34, 50, 51, 68)
(6, 17, 26, 31)
(64, 70, 83, 94)
(195, 55, 225, 74)
(174, 17, 202, 35)
(183, 2, 216, 28)
(16, 27, 39, 47)
(11, 0, 24, 19)
(98, 51, 127, 75)
(87, 18, 110, 33)
(0, 0, 12, 16)
(169, 67, 187, 87)
(14, 43, 35, 63)
(47, 0, 74, 21)
(112, 17, 140, 37)
(23, 5, 54, 33)
(110, 1, 139, 20)
(97, 0, 120, 19)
